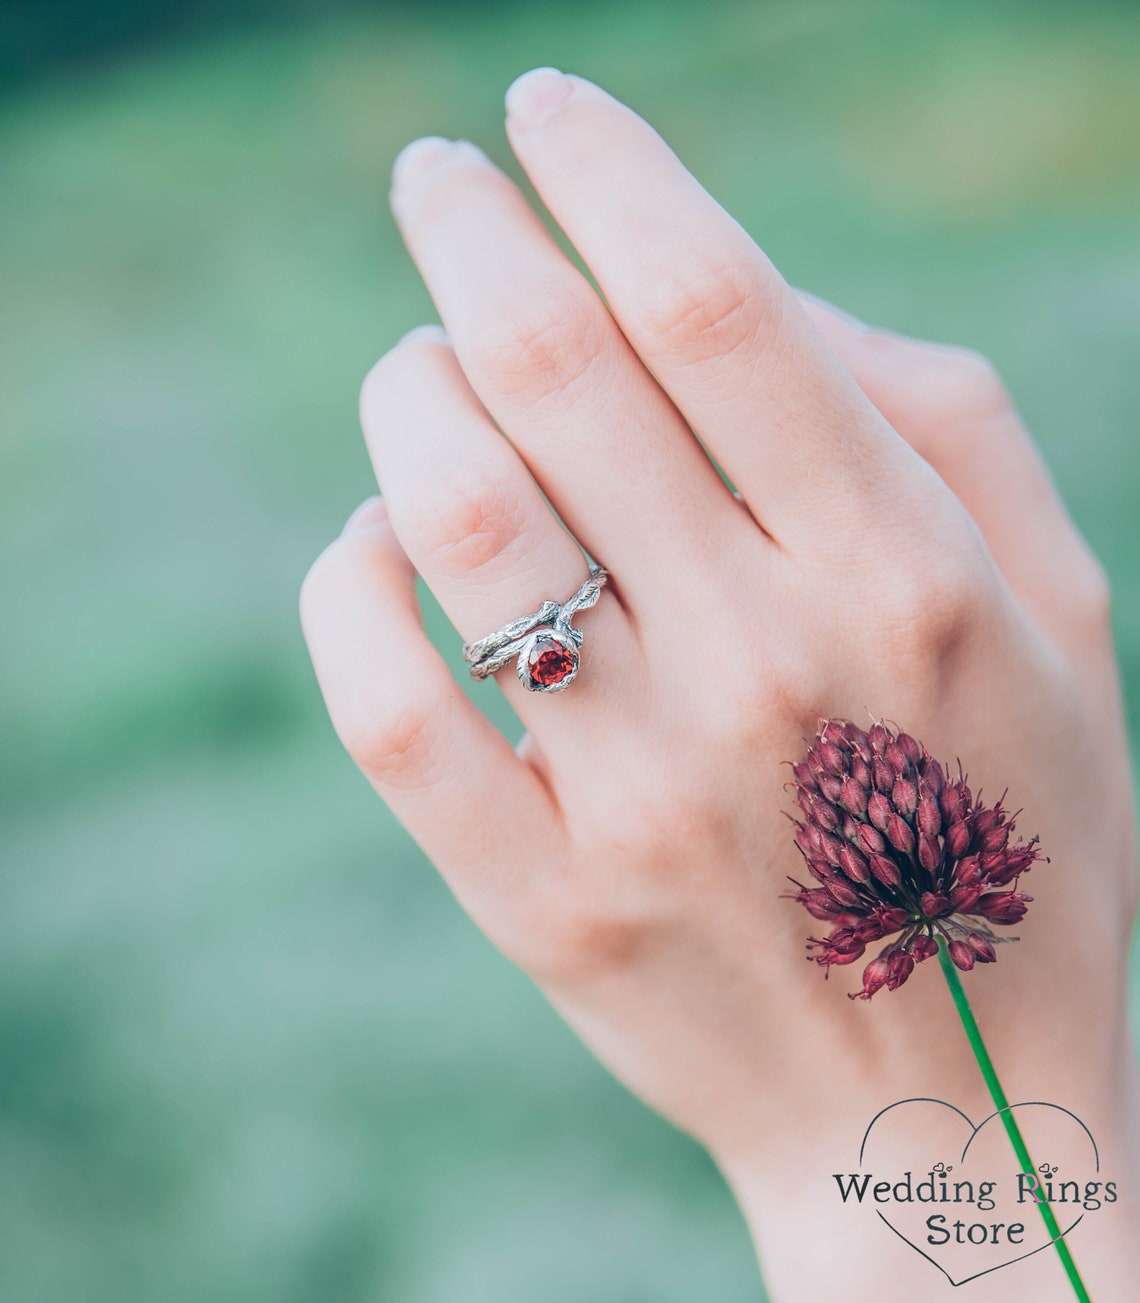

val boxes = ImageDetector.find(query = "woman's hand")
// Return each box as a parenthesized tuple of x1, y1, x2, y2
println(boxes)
(301, 69, 1139, 1300)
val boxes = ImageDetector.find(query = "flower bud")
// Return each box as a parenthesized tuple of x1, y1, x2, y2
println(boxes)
(869, 853, 903, 887)
(821, 720, 848, 749)
(818, 773, 842, 803)
(886, 948, 915, 990)
(856, 824, 886, 856)
(822, 875, 862, 909)
(909, 934, 939, 963)
(892, 776, 918, 818)
(1006, 847, 1038, 872)
(853, 917, 887, 943)
(972, 807, 1000, 837)
(868, 722, 891, 751)
(806, 858, 832, 884)
(874, 906, 910, 931)
(948, 939, 976, 971)
(946, 818, 970, 858)
(809, 797, 840, 833)
(966, 933, 997, 963)
(955, 855, 982, 885)
(839, 844, 872, 884)
(975, 891, 1032, 925)
(983, 850, 1034, 887)
(886, 814, 915, 855)
(885, 742, 911, 777)
(786, 886, 845, 921)
(818, 832, 844, 867)
(853, 955, 892, 1000)
(839, 776, 868, 817)
(949, 883, 982, 912)
(916, 787, 942, 837)
(868, 790, 893, 831)
(919, 755, 945, 795)
(824, 926, 861, 954)
(918, 832, 941, 873)
(939, 784, 963, 823)
(920, 891, 949, 915)
(817, 944, 865, 968)
(979, 824, 1010, 853)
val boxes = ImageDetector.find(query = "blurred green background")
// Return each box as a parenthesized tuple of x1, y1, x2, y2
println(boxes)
(2, 1, 1140, 1299)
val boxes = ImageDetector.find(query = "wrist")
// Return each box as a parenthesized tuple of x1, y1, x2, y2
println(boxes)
(716, 1058, 1140, 1303)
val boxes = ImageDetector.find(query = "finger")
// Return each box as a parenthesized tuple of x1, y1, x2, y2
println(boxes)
(503, 69, 923, 553)
(386, 135, 742, 592)
(300, 497, 561, 904)
(358, 326, 640, 726)
(796, 292, 1110, 649)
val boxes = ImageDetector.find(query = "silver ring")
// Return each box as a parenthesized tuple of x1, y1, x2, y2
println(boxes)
(462, 564, 608, 693)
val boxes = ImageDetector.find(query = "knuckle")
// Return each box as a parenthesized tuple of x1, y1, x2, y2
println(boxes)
(518, 905, 645, 985)
(1071, 547, 1114, 633)
(469, 285, 608, 403)
(402, 463, 528, 579)
(948, 347, 1007, 401)
(924, 347, 1012, 428)
(634, 254, 781, 366)
(337, 689, 445, 787)
(879, 534, 993, 666)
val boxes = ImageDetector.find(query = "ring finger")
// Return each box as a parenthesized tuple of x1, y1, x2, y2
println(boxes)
(359, 324, 641, 736)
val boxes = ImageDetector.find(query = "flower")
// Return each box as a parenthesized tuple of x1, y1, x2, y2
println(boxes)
(784, 719, 1044, 1000)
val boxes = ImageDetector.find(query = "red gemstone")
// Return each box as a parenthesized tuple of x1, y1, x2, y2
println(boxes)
(528, 637, 576, 687)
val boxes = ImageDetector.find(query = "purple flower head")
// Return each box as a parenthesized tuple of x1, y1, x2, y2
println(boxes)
(785, 719, 1044, 1000)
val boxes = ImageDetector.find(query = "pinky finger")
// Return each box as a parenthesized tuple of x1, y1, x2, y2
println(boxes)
(300, 496, 561, 913)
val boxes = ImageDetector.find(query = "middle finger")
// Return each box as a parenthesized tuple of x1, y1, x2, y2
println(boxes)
(503, 70, 930, 557)
(388, 136, 746, 600)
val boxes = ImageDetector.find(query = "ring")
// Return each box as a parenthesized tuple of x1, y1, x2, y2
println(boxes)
(462, 564, 609, 693)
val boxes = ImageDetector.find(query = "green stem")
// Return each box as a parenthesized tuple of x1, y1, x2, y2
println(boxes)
(937, 942, 1091, 1302)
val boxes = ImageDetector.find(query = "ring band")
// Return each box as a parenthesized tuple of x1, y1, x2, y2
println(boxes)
(462, 564, 609, 693)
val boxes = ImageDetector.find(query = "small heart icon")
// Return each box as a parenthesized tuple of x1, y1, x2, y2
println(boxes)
(852, 1097, 1099, 1286)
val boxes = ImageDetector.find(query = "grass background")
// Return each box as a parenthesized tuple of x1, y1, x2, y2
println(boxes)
(2, 1, 1140, 1298)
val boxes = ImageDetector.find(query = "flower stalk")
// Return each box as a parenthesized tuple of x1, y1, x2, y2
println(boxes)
(936, 940, 1091, 1301)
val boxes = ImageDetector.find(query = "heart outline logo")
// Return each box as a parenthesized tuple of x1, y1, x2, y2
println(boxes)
(858, 1098, 1099, 1287)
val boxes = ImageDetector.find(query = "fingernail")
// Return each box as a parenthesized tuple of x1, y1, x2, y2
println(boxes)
(397, 323, 449, 347)
(342, 496, 387, 536)
(391, 137, 488, 189)
(505, 67, 572, 128)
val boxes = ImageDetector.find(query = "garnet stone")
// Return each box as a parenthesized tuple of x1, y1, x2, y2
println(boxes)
(525, 635, 577, 689)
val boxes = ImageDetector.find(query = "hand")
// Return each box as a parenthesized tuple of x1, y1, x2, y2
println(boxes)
(301, 69, 1139, 1300)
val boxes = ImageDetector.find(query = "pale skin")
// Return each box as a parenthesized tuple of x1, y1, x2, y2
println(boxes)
(301, 68, 1140, 1299)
